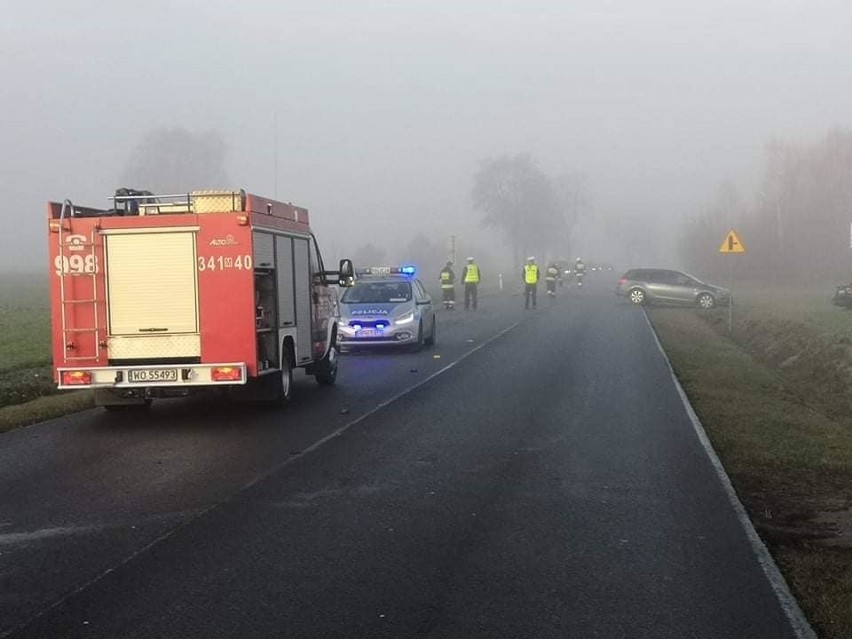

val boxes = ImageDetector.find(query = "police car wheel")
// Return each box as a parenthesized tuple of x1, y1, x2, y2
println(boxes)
(411, 320, 425, 351)
(424, 317, 436, 347)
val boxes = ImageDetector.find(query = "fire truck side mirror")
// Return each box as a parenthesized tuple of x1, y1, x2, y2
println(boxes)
(338, 259, 355, 287)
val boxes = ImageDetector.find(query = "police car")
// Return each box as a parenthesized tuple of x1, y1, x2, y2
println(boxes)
(337, 266, 436, 351)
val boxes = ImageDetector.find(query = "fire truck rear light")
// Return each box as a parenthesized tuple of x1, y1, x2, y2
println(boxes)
(49, 221, 61, 233)
(62, 370, 92, 385)
(211, 367, 242, 382)
(236, 215, 248, 226)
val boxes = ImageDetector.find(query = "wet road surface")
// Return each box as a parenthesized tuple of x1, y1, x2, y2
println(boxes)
(1, 283, 801, 638)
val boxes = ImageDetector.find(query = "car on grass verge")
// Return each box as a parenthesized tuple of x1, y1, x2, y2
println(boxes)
(616, 268, 731, 308)
(832, 283, 852, 308)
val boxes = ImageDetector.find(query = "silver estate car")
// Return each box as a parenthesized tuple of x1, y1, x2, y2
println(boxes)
(338, 268, 436, 350)
(616, 268, 731, 308)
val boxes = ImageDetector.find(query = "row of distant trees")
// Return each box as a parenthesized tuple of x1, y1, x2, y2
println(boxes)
(121, 129, 591, 277)
(351, 154, 592, 282)
(680, 128, 852, 284)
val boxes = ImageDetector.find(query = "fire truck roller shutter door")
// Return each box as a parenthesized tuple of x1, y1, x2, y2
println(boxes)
(253, 233, 274, 269)
(253, 233, 278, 372)
(276, 237, 295, 327)
(293, 238, 312, 364)
(104, 231, 201, 359)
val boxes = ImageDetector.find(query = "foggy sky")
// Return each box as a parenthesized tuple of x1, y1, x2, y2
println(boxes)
(2, 0, 851, 273)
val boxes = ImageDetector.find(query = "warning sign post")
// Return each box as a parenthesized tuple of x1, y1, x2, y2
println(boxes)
(719, 229, 745, 333)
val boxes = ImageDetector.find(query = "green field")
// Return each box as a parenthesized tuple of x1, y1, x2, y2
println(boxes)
(0, 273, 56, 409)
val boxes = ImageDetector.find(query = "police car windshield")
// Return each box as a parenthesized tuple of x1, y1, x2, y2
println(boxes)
(342, 281, 412, 304)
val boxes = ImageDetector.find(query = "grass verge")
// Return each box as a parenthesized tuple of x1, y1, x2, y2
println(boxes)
(649, 307, 852, 638)
(1, 273, 61, 418)
(0, 391, 94, 433)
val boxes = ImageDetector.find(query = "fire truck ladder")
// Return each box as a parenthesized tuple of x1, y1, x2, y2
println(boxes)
(57, 199, 103, 363)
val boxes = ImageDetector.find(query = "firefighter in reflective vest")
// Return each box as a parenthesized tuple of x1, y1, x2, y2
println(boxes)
(439, 261, 456, 309)
(545, 262, 560, 298)
(462, 256, 481, 310)
(523, 256, 540, 309)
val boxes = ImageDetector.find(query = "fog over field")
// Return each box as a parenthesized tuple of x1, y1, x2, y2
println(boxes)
(2, 1, 851, 276)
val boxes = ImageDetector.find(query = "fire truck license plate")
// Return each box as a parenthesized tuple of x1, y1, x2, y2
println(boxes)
(128, 368, 179, 383)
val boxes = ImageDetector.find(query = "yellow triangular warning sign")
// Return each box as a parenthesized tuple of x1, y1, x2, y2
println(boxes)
(719, 229, 746, 254)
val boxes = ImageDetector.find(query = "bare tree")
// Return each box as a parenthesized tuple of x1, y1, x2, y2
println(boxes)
(679, 181, 742, 280)
(402, 232, 443, 278)
(120, 128, 230, 193)
(353, 243, 387, 269)
(553, 170, 593, 256)
(758, 139, 801, 283)
(472, 154, 562, 266)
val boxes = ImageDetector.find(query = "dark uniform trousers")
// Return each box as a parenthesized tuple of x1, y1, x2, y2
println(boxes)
(464, 283, 478, 309)
(524, 283, 537, 308)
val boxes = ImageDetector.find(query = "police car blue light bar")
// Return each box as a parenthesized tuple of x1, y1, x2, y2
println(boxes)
(355, 265, 417, 277)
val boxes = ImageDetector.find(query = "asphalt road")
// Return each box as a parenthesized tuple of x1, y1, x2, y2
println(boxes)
(1, 279, 801, 638)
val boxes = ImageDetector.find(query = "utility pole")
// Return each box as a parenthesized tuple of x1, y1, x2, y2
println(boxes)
(273, 110, 279, 199)
(770, 143, 784, 287)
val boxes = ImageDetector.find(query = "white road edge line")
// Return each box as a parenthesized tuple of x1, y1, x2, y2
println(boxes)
(4, 319, 522, 639)
(643, 310, 816, 639)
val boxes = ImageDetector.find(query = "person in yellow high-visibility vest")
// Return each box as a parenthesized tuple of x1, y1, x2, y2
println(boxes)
(461, 256, 481, 310)
(522, 256, 540, 309)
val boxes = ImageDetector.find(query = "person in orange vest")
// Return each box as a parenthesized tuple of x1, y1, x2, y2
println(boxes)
(522, 256, 540, 309)
(461, 256, 481, 310)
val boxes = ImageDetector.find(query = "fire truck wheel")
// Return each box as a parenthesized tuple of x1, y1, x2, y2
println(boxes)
(314, 346, 338, 386)
(270, 355, 293, 406)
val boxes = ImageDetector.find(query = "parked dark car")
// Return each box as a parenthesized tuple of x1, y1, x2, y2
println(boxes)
(832, 283, 852, 308)
(615, 268, 731, 308)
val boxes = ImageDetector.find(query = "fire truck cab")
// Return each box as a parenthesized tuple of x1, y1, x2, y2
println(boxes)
(47, 189, 353, 410)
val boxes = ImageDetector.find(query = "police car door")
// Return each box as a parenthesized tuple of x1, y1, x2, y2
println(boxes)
(414, 280, 433, 326)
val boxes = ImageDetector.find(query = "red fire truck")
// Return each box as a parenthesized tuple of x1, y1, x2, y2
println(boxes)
(47, 189, 353, 410)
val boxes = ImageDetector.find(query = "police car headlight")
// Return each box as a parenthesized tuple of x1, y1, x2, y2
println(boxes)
(394, 311, 415, 325)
